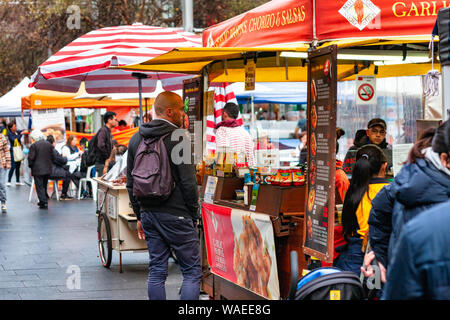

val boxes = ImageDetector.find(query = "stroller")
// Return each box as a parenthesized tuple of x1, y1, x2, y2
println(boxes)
(288, 251, 365, 300)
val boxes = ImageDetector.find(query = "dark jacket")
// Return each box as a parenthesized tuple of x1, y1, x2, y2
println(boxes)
(79, 149, 89, 173)
(126, 119, 199, 221)
(28, 140, 54, 176)
(50, 148, 69, 179)
(382, 200, 450, 300)
(95, 126, 113, 164)
(368, 158, 450, 268)
(7, 130, 23, 148)
(343, 135, 390, 176)
(299, 146, 307, 165)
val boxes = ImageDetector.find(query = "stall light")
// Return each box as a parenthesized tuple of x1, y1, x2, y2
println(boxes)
(280, 52, 308, 59)
(374, 57, 431, 66)
(280, 50, 429, 62)
(337, 49, 429, 61)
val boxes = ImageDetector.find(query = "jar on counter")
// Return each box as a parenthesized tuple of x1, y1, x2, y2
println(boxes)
(292, 168, 305, 186)
(278, 168, 292, 186)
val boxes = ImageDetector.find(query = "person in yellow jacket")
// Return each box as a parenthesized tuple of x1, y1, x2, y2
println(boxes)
(334, 144, 389, 275)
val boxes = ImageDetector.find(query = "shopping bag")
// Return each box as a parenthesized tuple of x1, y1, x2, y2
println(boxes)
(13, 139, 24, 162)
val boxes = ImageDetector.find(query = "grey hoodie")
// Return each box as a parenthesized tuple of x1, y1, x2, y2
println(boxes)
(126, 119, 199, 221)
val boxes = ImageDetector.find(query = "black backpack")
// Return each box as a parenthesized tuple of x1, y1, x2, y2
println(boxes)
(85, 134, 98, 167)
(131, 133, 175, 200)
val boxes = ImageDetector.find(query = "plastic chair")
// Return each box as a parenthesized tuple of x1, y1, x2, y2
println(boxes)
(77, 165, 98, 201)
(28, 177, 60, 202)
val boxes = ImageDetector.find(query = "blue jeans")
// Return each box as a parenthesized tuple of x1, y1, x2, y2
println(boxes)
(0, 168, 6, 203)
(334, 237, 365, 276)
(140, 211, 202, 300)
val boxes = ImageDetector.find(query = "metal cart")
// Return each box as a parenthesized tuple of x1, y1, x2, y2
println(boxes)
(95, 178, 147, 273)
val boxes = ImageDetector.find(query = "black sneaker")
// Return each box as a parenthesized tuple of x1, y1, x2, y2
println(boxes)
(60, 194, 74, 201)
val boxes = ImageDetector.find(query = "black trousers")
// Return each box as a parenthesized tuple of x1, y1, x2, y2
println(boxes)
(34, 175, 49, 205)
(8, 161, 21, 183)
(51, 170, 80, 196)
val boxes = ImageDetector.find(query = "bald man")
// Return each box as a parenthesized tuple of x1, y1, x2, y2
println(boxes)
(126, 91, 202, 300)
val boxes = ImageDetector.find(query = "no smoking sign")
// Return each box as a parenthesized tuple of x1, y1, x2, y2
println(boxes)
(356, 76, 376, 105)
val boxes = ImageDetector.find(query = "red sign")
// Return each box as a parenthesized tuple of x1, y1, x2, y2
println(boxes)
(202, 203, 280, 299)
(202, 0, 313, 47)
(204, 1, 444, 48)
(358, 83, 375, 101)
(316, 0, 447, 41)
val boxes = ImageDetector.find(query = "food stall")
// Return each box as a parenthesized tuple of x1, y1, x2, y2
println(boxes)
(118, 0, 445, 300)
(120, 47, 440, 300)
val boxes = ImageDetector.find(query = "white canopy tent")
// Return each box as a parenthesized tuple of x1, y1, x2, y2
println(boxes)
(0, 77, 36, 117)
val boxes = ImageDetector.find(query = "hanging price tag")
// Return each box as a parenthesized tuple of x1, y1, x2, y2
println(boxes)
(245, 60, 256, 91)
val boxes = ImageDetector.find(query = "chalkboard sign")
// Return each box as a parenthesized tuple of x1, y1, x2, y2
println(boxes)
(303, 45, 337, 263)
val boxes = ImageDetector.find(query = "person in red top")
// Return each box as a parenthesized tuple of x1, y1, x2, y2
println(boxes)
(322, 128, 350, 267)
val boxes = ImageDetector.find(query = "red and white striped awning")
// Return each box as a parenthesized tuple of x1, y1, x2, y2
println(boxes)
(30, 24, 202, 94)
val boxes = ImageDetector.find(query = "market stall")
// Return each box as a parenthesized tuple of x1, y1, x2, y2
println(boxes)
(118, 0, 446, 300)
(54, 0, 439, 301)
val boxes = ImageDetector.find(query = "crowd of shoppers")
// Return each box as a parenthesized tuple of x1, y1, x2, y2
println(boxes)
(0, 112, 121, 210)
(332, 119, 450, 300)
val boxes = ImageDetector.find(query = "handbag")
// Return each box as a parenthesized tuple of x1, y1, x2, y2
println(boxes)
(12, 139, 25, 162)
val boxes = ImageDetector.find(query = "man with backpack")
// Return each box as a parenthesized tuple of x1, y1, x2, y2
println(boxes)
(126, 91, 201, 300)
(93, 111, 117, 176)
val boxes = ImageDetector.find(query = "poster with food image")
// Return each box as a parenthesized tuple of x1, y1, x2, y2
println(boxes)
(310, 132, 317, 156)
(31, 108, 66, 150)
(309, 160, 317, 186)
(307, 189, 315, 212)
(311, 79, 317, 103)
(311, 104, 318, 129)
(202, 203, 280, 300)
(303, 45, 337, 263)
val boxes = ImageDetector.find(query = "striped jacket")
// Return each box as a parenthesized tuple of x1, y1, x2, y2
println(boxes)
(0, 134, 11, 169)
(215, 126, 255, 167)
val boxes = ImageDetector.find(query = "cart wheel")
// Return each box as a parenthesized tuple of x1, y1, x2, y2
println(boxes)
(98, 212, 112, 268)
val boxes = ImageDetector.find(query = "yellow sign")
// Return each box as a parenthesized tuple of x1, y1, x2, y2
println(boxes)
(330, 290, 341, 300)
(245, 60, 256, 91)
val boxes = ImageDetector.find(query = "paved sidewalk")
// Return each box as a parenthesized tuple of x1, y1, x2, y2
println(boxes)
(0, 183, 182, 300)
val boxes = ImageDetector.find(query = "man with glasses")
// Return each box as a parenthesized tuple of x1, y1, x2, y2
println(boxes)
(343, 118, 391, 177)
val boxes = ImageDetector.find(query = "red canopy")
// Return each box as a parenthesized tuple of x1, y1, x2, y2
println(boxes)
(316, 0, 442, 41)
(203, 0, 313, 48)
(203, 0, 443, 47)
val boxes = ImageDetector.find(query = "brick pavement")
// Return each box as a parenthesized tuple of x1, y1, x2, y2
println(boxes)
(0, 183, 182, 300)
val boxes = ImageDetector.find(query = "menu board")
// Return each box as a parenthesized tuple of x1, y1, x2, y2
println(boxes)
(303, 45, 337, 263)
(183, 77, 203, 165)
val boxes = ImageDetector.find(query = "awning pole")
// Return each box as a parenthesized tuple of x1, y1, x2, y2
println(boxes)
(251, 95, 255, 133)
(132, 72, 149, 126)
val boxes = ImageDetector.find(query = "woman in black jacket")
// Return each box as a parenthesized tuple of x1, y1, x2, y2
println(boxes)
(7, 121, 29, 186)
